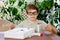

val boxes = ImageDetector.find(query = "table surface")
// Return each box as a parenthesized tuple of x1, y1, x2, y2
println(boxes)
(5, 34, 60, 40)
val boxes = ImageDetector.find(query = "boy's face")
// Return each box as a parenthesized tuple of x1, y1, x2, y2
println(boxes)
(27, 9, 38, 21)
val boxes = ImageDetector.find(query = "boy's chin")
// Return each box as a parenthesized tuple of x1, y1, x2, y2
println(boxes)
(30, 18, 37, 21)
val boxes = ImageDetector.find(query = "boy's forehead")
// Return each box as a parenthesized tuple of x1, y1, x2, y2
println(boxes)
(28, 9, 37, 12)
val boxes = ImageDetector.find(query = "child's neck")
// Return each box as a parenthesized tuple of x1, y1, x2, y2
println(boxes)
(28, 19, 37, 23)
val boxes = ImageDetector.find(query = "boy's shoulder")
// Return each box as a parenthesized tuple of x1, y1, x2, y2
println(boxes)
(37, 20, 47, 24)
(37, 20, 45, 23)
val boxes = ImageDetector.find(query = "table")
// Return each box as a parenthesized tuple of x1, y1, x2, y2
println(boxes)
(5, 34, 60, 40)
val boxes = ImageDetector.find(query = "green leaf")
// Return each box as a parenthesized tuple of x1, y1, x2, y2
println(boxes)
(14, 14, 24, 21)
(18, 1, 23, 6)
(9, 0, 16, 4)
(7, 7, 13, 13)
(12, 7, 18, 15)
(54, 12, 58, 17)
(2, 8, 7, 14)
(8, 7, 18, 15)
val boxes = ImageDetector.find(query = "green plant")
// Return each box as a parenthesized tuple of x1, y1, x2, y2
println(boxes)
(0, 0, 27, 24)
(36, 0, 54, 23)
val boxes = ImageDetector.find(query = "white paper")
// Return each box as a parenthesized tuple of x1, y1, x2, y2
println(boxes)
(4, 28, 35, 39)
(33, 33, 40, 36)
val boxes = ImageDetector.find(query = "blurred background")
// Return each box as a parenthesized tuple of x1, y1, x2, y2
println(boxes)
(0, 0, 60, 32)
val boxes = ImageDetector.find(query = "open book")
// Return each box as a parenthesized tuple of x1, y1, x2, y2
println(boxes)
(4, 28, 35, 39)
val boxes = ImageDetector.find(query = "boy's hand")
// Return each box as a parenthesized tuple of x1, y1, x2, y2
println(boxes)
(45, 24, 52, 32)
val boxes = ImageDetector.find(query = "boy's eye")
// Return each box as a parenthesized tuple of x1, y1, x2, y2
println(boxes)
(28, 12, 37, 15)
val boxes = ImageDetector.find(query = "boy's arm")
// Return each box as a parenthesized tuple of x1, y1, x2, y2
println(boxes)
(45, 24, 58, 34)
